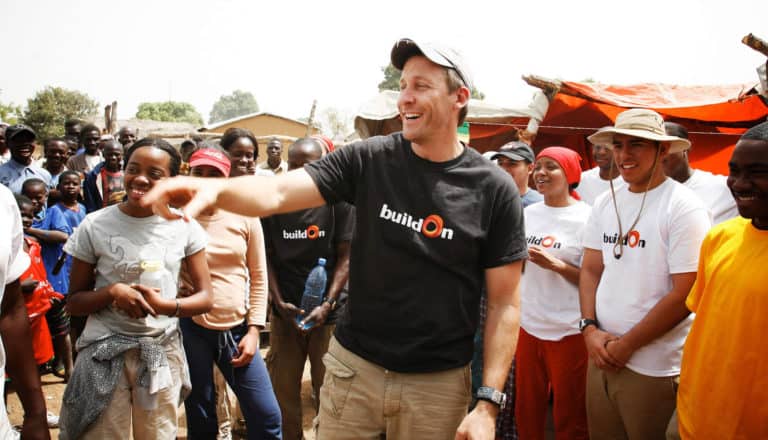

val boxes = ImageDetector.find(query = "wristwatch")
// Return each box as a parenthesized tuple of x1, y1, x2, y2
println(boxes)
(323, 297, 338, 311)
(579, 318, 598, 332)
(476, 386, 506, 409)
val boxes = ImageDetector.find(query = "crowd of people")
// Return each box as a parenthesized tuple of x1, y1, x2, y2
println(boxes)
(0, 37, 766, 440)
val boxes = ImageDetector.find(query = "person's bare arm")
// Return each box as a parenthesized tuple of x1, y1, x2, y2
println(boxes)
(25, 227, 68, 244)
(326, 241, 351, 305)
(527, 245, 580, 285)
(456, 260, 523, 439)
(605, 272, 695, 367)
(1, 279, 49, 440)
(578, 248, 603, 324)
(144, 169, 326, 221)
(266, 256, 302, 323)
(578, 248, 622, 370)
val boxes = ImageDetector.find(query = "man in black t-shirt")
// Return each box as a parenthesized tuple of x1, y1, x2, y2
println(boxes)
(263, 137, 354, 440)
(144, 38, 526, 440)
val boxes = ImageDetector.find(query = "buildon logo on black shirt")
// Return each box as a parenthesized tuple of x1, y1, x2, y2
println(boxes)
(282, 225, 326, 240)
(379, 203, 454, 240)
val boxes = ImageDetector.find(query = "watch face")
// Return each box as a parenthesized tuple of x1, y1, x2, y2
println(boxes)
(477, 386, 503, 405)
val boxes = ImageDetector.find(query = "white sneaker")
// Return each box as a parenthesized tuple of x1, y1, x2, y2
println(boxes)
(47, 411, 59, 428)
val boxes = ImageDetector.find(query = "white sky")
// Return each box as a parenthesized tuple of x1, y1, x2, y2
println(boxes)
(1, 0, 766, 128)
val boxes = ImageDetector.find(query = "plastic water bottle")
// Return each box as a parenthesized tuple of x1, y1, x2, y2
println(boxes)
(139, 259, 170, 327)
(296, 258, 328, 330)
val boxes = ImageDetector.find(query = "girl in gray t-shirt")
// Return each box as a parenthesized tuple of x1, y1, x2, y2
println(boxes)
(59, 138, 213, 440)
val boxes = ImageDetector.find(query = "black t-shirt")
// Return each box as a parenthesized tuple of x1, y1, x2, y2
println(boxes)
(262, 203, 355, 306)
(304, 133, 527, 373)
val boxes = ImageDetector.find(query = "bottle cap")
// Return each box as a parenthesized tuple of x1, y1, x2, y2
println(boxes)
(140, 260, 163, 272)
(318, 258, 327, 266)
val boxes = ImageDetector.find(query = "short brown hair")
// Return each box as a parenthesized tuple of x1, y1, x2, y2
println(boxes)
(445, 68, 468, 126)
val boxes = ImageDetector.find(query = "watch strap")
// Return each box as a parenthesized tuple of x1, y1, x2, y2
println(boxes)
(476, 386, 506, 409)
(323, 297, 338, 310)
(579, 318, 598, 332)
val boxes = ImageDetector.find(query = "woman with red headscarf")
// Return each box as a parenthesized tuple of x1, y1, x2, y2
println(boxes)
(514, 146, 591, 440)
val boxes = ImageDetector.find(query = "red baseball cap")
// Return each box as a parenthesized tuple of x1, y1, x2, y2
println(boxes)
(189, 148, 231, 177)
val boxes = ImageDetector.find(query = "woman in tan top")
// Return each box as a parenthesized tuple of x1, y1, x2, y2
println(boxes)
(179, 147, 281, 439)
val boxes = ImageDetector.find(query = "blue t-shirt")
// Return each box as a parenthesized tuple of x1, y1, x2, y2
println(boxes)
(521, 188, 543, 207)
(42, 203, 86, 294)
(0, 159, 52, 194)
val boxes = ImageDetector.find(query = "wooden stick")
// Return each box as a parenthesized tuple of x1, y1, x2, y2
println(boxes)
(110, 101, 118, 133)
(742, 33, 768, 58)
(104, 105, 111, 134)
(306, 100, 317, 137)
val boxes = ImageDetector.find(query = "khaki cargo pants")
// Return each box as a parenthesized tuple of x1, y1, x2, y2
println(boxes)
(317, 337, 471, 440)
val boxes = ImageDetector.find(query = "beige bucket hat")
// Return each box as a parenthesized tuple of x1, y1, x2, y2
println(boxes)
(587, 108, 691, 153)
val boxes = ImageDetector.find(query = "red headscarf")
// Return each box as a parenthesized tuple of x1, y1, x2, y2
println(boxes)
(536, 146, 582, 200)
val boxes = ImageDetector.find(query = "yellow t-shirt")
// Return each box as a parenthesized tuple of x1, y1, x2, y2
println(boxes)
(678, 216, 768, 439)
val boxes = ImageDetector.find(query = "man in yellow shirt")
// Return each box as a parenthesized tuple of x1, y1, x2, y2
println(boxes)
(675, 121, 768, 439)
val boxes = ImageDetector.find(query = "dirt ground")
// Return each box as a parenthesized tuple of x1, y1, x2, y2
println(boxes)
(7, 351, 318, 440)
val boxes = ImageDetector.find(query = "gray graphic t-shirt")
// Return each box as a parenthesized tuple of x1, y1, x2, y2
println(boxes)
(64, 205, 207, 340)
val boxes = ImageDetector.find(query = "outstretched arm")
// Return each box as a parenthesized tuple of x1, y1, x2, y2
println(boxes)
(143, 169, 326, 221)
(24, 226, 68, 244)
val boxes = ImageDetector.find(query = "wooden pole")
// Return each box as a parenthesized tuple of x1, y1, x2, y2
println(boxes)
(104, 105, 111, 134)
(742, 33, 768, 58)
(306, 100, 317, 137)
(110, 101, 118, 133)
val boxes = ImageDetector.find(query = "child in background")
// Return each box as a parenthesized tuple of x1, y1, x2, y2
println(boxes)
(59, 138, 213, 440)
(14, 193, 62, 428)
(43, 171, 85, 297)
(21, 177, 71, 378)
(21, 178, 69, 271)
(42, 170, 85, 381)
(83, 139, 125, 213)
(21, 178, 53, 226)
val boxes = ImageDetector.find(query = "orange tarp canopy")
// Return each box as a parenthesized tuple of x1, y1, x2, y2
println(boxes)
(532, 81, 768, 175)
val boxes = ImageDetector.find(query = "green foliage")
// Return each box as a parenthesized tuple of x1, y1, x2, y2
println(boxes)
(136, 101, 203, 125)
(378, 64, 401, 92)
(470, 87, 485, 100)
(0, 100, 21, 124)
(377, 64, 485, 100)
(21, 86, 99, 139)
(208, 90, 259, 124)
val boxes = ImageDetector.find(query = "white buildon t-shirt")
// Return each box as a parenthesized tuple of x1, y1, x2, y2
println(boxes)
(584, 178, 711, 376)
(521, 201, 592, 341)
